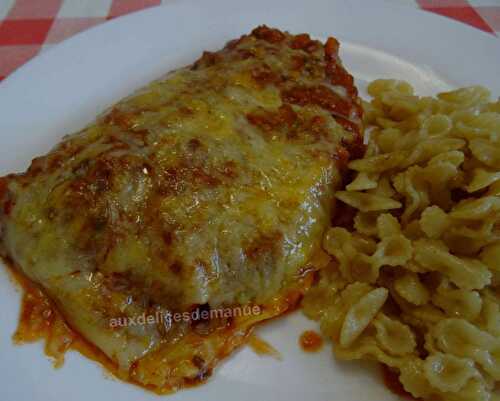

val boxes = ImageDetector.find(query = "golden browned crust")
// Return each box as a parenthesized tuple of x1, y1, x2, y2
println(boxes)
(0, 26, 362, 393)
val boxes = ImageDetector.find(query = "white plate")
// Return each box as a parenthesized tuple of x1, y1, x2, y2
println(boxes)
(1, 1, 499, 400)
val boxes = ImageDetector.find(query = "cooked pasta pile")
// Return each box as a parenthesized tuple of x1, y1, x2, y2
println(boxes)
(302, 80, 500, 401)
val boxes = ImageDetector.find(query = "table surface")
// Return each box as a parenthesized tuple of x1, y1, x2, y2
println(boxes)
(0, 0, 499, 82)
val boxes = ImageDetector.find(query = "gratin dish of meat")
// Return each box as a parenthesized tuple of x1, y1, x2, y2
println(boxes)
(0, 26, 362, 394)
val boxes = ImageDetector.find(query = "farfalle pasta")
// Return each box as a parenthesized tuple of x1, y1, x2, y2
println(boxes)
(302, 80, 500, 401)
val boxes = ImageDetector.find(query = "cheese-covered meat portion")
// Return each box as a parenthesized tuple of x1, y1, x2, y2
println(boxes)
(0, 26, 362, 392)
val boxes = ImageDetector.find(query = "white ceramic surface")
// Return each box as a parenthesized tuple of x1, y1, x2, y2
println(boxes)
(1, 1, 499, 400)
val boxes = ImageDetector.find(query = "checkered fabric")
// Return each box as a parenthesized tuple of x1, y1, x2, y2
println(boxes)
(0, 0, 499, 82)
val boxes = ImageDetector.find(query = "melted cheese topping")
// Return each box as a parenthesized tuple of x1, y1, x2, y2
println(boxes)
(0, 26, 362, 392)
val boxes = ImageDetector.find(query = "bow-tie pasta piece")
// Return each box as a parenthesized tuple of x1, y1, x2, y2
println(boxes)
(371, 234, 412, 268)
(413, 239, 491, 290)
(424, 353, 479, 393)
(432, 288, 482, 321)
(373, 313, 416, 356)
(433, 319, 500, 380)
(420, 206, 451, 239)
(469, 139, 500, 169)
(340, 287, 388, 347)
(348, 152, 406, 174)
(335, 191, 401, 213)
(345, 172, 379, 191)
(401, 137, 465, 169)
(454, 111, 500, 141)
(376, 213, 401, 238)
(319, 282, 374, 343)
(394, 272, 430, 306)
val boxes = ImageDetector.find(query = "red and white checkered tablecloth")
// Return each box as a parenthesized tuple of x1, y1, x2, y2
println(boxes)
(0, 0, 499, 82)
